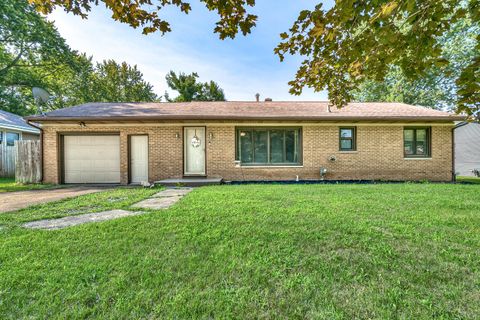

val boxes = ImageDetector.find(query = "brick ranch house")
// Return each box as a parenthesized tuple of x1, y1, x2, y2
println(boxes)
(25, 101, 464, 184)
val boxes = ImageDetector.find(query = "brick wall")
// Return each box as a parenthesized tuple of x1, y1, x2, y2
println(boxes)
(42, 123, 454, 184)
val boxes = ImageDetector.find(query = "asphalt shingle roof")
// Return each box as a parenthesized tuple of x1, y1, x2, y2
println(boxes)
(0, 109, 40, 133)
(25, 101, 464, 122)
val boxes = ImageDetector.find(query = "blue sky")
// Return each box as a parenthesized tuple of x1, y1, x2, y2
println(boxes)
(48, 1, 334, 101)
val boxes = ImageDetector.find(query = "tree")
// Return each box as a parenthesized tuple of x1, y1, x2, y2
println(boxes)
(91, 60, 158, 102)
(164, 71, 225, 102)
(30, 0, 479, 117)
(1, 0, 76, 114)
(1, 0, 158, 115)
(352, 18, 479, 113)
(48, 57, 159, 109)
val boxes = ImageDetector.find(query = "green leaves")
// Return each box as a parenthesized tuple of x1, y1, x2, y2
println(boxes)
(352, 17, 479, 119)
(26, 0, 479, 117)
(164, 71, 225, 102)
(1, 0, 159, 115)
(30, 0, 258, 38)
(380, 1, 398, 17)
(276, 0, 479, 116)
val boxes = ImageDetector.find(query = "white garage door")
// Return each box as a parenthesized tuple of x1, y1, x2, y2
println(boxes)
(64, 135, 120, 183)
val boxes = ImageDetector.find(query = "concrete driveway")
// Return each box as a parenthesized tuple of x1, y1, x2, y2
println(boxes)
(0, 187, 110, 213)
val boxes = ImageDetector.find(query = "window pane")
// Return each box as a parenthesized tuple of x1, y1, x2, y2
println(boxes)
(0, 132, 3, 144)
(270, 130, 284, 163)
(416, 129, 427, 155)
(340, 139, 352, 150)
(404, 129, 414, 155)
(285, 130, 297, 163)
(239, 130, 253, 163)
(6, 132, 19, 147)
(416, 129, 426, 142)
(253, 130, 268, 163)
(340, 129, 353, 138)
(416, 140, 426, 155)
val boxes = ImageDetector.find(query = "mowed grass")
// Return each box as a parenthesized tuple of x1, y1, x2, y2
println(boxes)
(0, 177, 55, 193)
(457, 176, 480, 184)
(0, 184, 479, 319)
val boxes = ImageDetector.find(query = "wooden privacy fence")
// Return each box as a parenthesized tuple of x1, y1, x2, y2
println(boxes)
(15, 140, 42, 183)
(0, 145, 16, 178)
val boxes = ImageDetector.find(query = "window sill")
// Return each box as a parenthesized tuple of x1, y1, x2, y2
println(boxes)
(404, 157, 432, 160)
(339, 151, 358, 154)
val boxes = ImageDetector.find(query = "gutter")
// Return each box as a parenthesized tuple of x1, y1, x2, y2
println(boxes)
(0, 123, 40, 134)
(24, 115, 467, 122)
(26, 120, 44, 183)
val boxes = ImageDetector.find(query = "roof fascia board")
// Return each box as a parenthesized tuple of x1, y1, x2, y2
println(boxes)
(0, 124, 40, 134)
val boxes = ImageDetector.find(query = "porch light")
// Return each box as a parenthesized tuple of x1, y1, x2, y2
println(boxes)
(175, 132, 180, 139)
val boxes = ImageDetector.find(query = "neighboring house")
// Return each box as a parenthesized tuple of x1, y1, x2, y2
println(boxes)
(0, 109, 40, 177)
(25, 101, 463, 184)
(454, 122, 480, 177)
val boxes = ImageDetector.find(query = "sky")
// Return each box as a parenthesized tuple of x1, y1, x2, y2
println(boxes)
(48, 1, 334, 102)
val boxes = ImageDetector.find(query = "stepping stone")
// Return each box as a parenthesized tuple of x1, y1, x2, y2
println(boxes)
(23, 209, 142, 230)
(152, 188, 193, 198)
(131, 196, 182, 210)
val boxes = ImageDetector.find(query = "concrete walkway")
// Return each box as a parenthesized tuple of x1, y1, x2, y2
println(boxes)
(23, 187, 192, 230)
(23, 210, 141, 230)
(132, 188, 192, 210)
(0, 187, 110, 213)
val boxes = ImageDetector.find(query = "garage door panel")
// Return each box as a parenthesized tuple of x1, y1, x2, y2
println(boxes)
(64, 135, 120, 184)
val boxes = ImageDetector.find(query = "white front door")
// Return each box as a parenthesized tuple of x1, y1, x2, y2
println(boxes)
(184, 127, 206, 175)
(130, 135, 149, 183)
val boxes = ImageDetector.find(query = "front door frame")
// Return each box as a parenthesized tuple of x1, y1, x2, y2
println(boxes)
(128, 134, 149, 184)
(183, 126, 207, 176)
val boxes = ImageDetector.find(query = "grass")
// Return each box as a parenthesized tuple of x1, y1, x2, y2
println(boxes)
(0, 184, 479, 319)
(0, 177, 55, 193)
(457, 176, 480, 184)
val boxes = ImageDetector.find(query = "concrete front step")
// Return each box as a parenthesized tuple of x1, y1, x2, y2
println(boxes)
(156, 178, 223, 187)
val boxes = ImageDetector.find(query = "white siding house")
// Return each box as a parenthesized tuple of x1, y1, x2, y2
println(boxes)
(455, 122, 480, 176)
(0, 109, 40, 177)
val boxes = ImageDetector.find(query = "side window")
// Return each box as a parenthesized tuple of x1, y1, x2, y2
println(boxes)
(404, 127, 431, 158)
(6, 132, 20, 147)
(339, 127, 356, 151)
(0, 131, 3, 144)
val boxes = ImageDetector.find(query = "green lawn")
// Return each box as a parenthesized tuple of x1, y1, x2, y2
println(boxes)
(0, 177, 55, 193)
(0, 184, 479, 319)
(457, 176, 480, 184)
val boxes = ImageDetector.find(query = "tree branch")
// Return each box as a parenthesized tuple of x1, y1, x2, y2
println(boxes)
(0, 42, 25, 76)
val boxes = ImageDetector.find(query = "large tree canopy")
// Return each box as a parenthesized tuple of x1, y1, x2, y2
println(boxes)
(275, 1, 479, 118)
(1, 0, 75, 114)
(352, 18, 479, 113)
(1, 0, 158, 115)
(30, 0, 479, 118)
(90, 60, 159, 103)
(164, 71, 225, 102)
